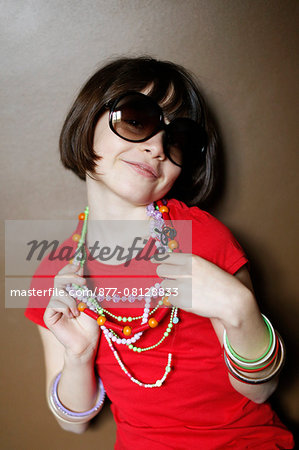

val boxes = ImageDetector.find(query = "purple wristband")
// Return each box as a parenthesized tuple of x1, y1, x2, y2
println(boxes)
(52, 372, 105, 417)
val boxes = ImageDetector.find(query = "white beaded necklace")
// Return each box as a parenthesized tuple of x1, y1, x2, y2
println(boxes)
(70, 202, 179, 387)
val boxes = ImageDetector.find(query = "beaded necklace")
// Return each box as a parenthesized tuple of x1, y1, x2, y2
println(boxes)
(69, 200, 180, 388)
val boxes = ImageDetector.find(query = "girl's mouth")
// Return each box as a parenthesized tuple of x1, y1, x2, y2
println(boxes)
(122, 160, 158, 178)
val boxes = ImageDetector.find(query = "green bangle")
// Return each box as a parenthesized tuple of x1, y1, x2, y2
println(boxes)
(225, 315, 273, 363)
(223, 332, 285, 385)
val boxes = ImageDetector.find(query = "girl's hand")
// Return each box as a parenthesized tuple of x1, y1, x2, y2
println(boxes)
(43, 263, 100, 358)
(154, 253, 249, 321)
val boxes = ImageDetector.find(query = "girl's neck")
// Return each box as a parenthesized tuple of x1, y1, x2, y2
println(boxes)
(85, 178, 154, 261)
(86, 178, 151, 221)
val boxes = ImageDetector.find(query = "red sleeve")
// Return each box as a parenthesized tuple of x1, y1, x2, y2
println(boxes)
(191, 210, 249, 274)
(168, 199, 249, 275)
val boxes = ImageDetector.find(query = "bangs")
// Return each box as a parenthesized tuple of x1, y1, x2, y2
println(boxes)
(103, 58, 203, 123)
(147, 81, 197, 122)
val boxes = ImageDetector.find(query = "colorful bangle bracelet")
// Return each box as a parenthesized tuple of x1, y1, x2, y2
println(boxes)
(224, 332, 285, 385)
(51, 373, 105, 418)
(224, 351, 282, 385)
(224, 315, 274, 364)
(225, 331, 278, 370)
(227, 335, 279, 373)
(223, 331, 276, 369)
(223, 315, 276, 367)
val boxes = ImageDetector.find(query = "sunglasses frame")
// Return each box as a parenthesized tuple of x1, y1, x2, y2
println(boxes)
(106, 91, 206, 167)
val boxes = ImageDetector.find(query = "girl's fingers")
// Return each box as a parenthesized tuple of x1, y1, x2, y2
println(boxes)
(56, 273, 86, 284)
(58, 262, 81, 275)
(48, 292, 79, 318)
(54, 263, 86, 289)
(76, 266, 84, 276)
(160, 279, 191, 309)
(152, 253, 192, 280)
(151, 252, 192, 266)
(156, 263, 191, 279)
(54, 274, 86, 291)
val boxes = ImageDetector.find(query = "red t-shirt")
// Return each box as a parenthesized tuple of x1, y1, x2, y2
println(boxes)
(25, 199, 294, 449)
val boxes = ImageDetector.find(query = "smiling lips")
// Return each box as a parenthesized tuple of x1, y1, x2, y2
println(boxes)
(123, 160, 159, 178)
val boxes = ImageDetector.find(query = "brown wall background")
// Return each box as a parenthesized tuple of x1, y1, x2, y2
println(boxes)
(1, 1, 298, 448)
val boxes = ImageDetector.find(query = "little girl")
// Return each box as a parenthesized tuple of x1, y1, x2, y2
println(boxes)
(25, 57, 294, 449)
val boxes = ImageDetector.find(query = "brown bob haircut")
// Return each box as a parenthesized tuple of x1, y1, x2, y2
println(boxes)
(59, 56, 218, 206)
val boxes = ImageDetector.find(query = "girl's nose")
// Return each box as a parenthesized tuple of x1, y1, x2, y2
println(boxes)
(140, 131, 166, 161)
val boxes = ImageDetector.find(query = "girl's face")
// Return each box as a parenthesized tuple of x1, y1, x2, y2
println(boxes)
(92, 110, 181, 205)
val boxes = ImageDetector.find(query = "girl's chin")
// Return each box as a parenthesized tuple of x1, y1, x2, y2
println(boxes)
(120, 192, 155, 205)
(118, 188, 161, 205)
(90, 174, 168, 204)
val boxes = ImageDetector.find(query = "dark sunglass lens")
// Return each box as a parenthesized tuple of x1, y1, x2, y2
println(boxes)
(164, 134, 184, 166)
(111, 94, 161, 141)
(165, 119, 206, 166)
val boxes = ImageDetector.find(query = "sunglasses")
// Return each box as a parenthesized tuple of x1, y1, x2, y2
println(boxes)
(106, 91, 207, 167)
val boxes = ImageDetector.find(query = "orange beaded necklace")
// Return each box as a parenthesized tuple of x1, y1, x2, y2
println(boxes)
(67, 200, 180, 387)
